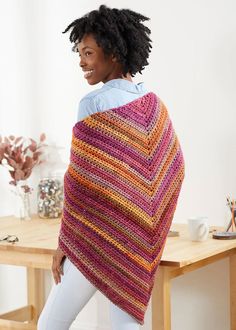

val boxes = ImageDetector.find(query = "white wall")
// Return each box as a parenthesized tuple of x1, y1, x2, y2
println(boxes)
(0, 0, 235, 329)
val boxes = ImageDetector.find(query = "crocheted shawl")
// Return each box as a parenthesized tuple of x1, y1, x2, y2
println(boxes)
(58, 92, 185, 325)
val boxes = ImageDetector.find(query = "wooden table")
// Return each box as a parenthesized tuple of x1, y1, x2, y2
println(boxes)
(0, 216, 235, 329)
(0, 215, 60, 330)
(152, 223, 236, 330)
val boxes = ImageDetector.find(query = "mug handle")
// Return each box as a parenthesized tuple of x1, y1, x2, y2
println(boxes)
(199, 223, 209, 238)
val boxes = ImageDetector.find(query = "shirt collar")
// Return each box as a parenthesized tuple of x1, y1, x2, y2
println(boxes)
(102, 78, 147, 94)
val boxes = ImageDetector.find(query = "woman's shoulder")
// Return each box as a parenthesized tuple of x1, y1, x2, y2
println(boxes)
(77, 85, 111, 121)
(79, 84, 111, 104)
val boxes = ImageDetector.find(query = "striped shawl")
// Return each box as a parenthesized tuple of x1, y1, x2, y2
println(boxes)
(58, 92, 185, 324)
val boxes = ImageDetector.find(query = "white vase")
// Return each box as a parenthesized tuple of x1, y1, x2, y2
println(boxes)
(12, 181, 31, 220)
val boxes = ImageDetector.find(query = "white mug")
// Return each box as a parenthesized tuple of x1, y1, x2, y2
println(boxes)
(188, 216, 209, 242)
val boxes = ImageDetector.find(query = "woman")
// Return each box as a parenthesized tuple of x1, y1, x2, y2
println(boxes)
(38, 5, 185, 330)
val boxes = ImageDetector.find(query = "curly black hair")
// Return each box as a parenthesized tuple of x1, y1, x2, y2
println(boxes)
(62, 4, 152, 77)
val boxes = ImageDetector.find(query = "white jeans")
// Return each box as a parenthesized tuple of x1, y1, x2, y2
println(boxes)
(37, 257, 140, 330)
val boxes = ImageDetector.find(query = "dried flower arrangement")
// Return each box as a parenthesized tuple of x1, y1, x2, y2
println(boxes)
(0, 133, 47, 192)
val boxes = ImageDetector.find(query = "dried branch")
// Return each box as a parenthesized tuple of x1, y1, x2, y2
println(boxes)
(0, 134, 47, 189)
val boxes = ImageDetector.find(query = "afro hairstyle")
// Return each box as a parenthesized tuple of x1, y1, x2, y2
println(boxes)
(63, 4, 152, 77)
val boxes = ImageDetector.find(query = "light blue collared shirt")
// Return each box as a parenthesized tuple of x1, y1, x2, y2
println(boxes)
(77, 78, 149, 122)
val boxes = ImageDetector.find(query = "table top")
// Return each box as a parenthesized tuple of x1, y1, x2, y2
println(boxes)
(0, 214, 60, 254)
(0, 215, 236, 268)
(163, 223, 236, 267)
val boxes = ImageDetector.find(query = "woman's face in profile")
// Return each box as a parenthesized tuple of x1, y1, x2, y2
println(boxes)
(77, 33, 123, 85)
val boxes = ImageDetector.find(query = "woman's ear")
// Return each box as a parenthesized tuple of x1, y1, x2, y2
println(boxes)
(111, 54, 117, 62)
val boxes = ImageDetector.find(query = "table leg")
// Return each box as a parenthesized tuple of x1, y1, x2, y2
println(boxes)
(230, 254, 236, 330)
(27, 268, 45, 324)
(152, 267, 171, 330)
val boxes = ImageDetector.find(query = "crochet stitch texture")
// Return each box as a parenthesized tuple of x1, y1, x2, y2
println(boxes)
(59, 92, 185, 324)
